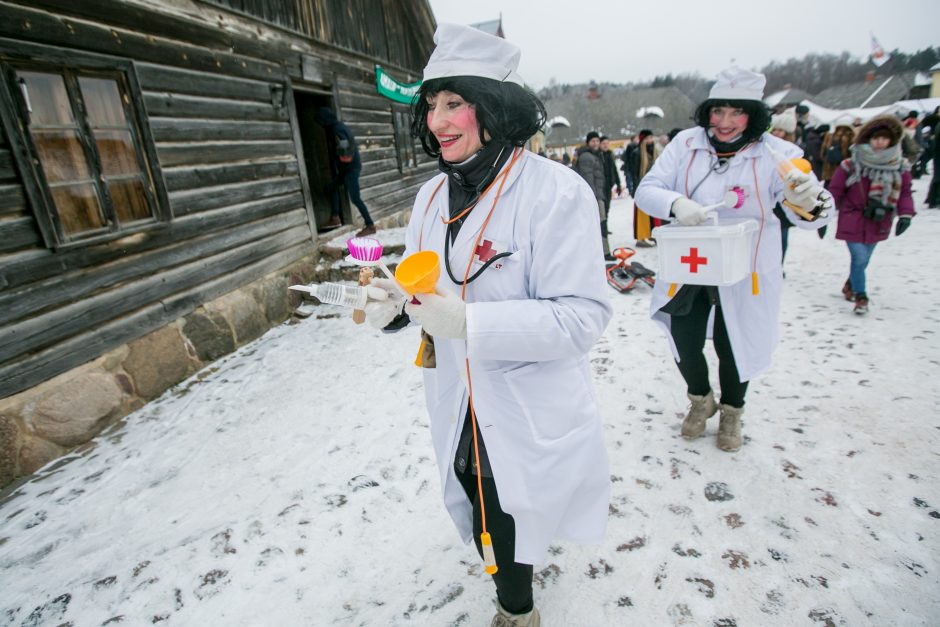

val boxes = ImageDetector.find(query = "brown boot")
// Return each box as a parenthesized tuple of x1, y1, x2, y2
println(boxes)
(841, 279, 854, 301)
(320, 216, 342, 231)
(717, 404, 744, 452)
(355, 224, 376, 237)
(491, 604, 540, 627)
(681, 390, 718, 439)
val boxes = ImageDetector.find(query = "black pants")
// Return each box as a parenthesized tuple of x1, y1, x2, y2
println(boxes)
(669, 288, 748, 408)
(329, 168, 373, 226)
(455, 452, 534, 614)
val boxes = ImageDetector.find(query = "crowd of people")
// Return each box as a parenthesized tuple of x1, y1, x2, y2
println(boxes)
(346, 23, 931, 627)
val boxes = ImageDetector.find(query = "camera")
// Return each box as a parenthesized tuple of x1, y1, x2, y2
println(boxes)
(863, 199, 892, 221)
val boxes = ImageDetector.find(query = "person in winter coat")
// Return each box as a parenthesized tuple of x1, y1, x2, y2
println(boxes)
(621, 135, 638, 195)
(314, 106, 377, 237)
(634, 66, 832, 452)
(821, 125, 855, 187)
(829, 115, 915, 314)
(573, 131, 613, 259)
(632, 129, 664, 247)
(600, 135, 622, 209)
(361, 23, 612, 627)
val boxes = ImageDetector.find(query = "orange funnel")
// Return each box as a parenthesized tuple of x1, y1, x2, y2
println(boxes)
(395, 250, 440, 295)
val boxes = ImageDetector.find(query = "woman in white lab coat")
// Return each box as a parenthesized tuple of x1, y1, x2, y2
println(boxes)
(363, 24, 611, 627)
(635, 67, 832, 453)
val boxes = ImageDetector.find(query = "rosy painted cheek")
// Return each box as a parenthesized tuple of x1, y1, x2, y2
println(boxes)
(450, 107, 477, 131)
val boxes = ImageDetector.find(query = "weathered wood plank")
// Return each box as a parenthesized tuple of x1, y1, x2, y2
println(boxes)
(357, 146, 397, 164)
(0, 240, 313, 399)
(0, 148, 15, 181)
(345, 122, 395, 138)
(149, 118, 292, 143)
(0, 216, 41, 253)
(163, 159, 298, 192)
(0, 191, 304, 289)
(338, 92, 392, 111)
(143, 92, 287, 122)
(0, 183, 25, 215)
(340, 108, 394, 125)
(155, 140, 295, 167)
(0, 222, 311, 361)
(0, 209, 308, 327)
(0, 3, 284, 83)
(136, 63, 273, 103)
(169, 176, 302, 216)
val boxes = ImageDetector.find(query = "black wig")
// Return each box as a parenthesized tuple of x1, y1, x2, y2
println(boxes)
(693, 99, 772, 143)
(411, 76, 547, 158)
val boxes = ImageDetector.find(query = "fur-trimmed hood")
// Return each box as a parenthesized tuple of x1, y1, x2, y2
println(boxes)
(854, 116, 904, 147)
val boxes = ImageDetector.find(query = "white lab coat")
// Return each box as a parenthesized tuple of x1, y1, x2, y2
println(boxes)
(635, 128, 831, 381)
(403, 149, 612, 565)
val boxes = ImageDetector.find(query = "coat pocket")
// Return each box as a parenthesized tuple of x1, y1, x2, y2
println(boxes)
(503, 358, 594, 443)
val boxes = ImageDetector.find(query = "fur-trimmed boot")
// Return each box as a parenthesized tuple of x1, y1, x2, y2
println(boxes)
(717, 404, 744, 452)
(491, 604, 540, 627)
(681, 390, 718, 439)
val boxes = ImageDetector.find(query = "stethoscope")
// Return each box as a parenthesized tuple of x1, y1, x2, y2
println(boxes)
(418, 147, 524, 290)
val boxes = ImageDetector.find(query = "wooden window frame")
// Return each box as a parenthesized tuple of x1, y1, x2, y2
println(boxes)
(391, 106, 418, 173)
(0, 39, 169, 250)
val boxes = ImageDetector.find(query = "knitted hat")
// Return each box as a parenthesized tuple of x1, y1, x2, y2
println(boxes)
(709, 66, 766, 102)
(586, 131, 600, 142)
(771, 111, 797, 134)
(422, 23, 525, 86)
(854, 115, 904, 146)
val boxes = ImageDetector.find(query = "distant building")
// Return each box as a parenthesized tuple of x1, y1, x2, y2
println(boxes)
(812, 71, 925, 109)
(470, 15, 505, 38)
(764, 87, 815, 111)
(541, 85, 696, 148)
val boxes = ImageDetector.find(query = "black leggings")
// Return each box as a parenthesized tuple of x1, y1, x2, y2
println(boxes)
(455, 455, 534, 614)
(669, 288, 748, 408)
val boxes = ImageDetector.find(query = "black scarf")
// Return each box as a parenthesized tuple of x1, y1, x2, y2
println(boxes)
(707, 132, 750, 155)
(439, 141, 512, 238)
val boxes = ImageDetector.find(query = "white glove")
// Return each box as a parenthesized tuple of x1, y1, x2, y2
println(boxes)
(404, 290, 467, 339)
(671, 197, 709, 226)
(363, 278, 405, 329)
(783, 170, 825, 212)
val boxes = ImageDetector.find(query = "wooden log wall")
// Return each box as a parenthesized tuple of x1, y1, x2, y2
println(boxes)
(0, 0, 438, 399)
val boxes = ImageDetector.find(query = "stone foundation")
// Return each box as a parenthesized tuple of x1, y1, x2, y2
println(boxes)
(0, 254, 320, 489)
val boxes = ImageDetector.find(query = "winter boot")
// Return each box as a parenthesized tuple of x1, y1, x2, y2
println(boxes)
(854, 292, 869, 315)
(841, 279, 854, 301)
(491, 604, 540, 627)
(717, 404, 744, 452)
(681, 390, 718, 439)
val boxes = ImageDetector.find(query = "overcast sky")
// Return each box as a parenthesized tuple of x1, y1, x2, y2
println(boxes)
(427, 0, 938, 89)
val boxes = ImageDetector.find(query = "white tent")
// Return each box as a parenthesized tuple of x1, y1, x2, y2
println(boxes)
(795, 97, 940, 127)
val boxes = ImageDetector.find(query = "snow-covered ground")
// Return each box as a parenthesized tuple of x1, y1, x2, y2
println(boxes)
(2, 178, 939, 627)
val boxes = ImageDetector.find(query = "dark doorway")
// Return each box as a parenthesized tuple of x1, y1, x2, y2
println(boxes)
(292, 90, 348, 230)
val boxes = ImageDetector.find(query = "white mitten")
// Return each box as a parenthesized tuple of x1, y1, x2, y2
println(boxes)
(404, 290, 467, 339)
(783, 170, 824, 212)
(363, 278, 405, 329)
(671, 197, 709, 226)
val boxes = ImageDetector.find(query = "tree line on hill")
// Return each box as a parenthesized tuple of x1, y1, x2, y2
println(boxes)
(538, 46, 939, 103)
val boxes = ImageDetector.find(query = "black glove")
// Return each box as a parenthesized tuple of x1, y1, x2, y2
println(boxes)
(817, 225, 827, 239)
(895, 217, 911, 236)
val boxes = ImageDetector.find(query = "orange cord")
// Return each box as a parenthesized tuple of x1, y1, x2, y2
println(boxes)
(750, 159, 765, 295)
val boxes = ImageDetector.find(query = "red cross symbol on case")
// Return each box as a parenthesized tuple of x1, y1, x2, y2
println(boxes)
(680, 247, 708, 273)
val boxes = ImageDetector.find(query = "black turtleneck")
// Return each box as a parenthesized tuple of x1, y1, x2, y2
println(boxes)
(439, 141, 512, 239)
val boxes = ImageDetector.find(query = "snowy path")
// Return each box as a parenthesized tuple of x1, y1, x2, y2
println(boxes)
(2, 182, 939, 626)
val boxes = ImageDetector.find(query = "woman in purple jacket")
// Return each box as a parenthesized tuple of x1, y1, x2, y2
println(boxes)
(830, 116, 915, 314)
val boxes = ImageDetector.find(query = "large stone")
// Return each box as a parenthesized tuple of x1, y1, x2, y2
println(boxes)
(18, 434, 64, 475)
(183, 309, 236, 362)
(213, 290, 267, 346)
(0, 415, 19, 487)
(254, 275, 291, 325)
(124, 325, 194, 400)
(28, 371, 124, 447)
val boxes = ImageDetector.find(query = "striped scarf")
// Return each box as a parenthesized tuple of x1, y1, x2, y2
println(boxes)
(843, 142, 908, 209)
